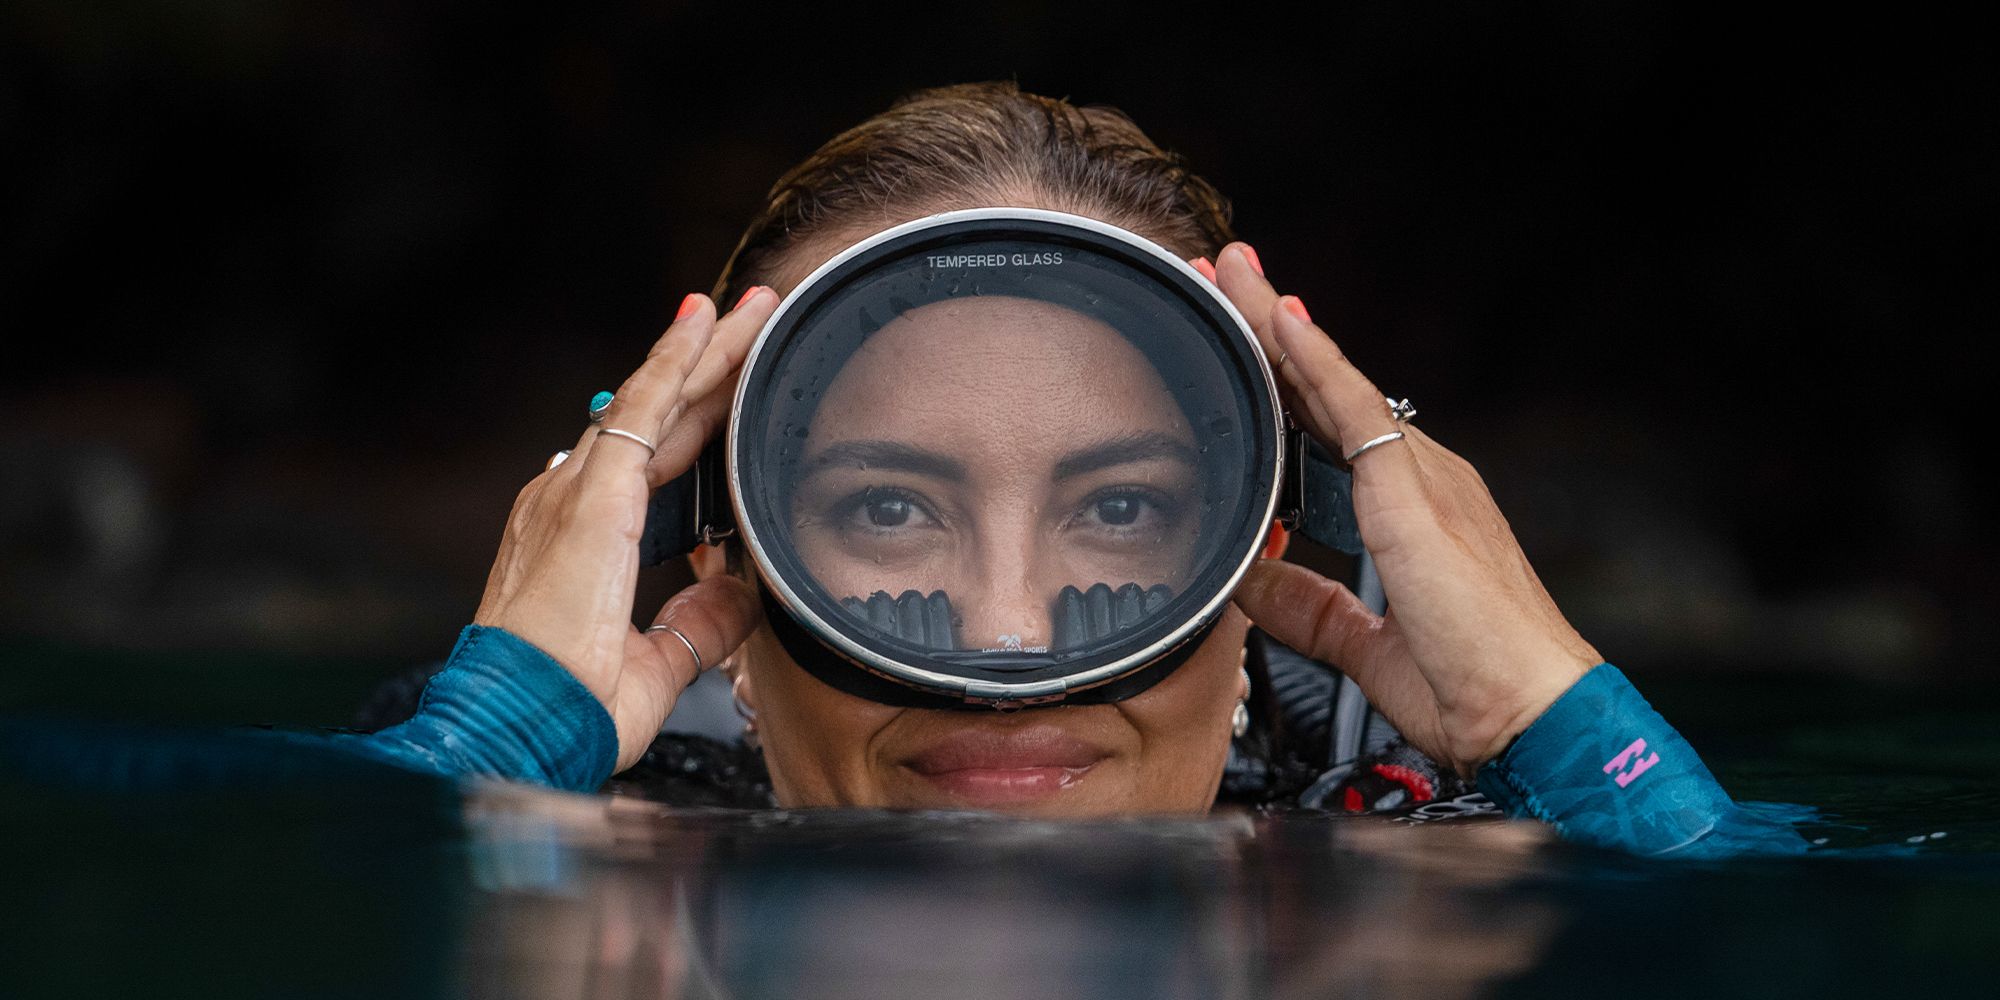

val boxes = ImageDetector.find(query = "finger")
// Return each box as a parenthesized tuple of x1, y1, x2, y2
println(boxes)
(1211, 243, 1348, 444)
(578, 295, 716, 490)
(1214, 242, 1283, 364)
(1237, 559, 1442, 712)
(555, 299, 712, 477)
(1236, 559, 1382, 672)
(547, 406, 613, 478)
(564, 289, 764, 489)
(683, 285, 776, 403)
(642, 575, 760, 694)
(646, 371, 736, 488)
(1268, 295, 1410, 471)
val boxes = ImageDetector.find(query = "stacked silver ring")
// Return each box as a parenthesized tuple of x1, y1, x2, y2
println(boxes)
(595, 427, 657, 457)
(1342, 396, 1419, 462)
(645, 623, 703, 672)
(549, 391, 658, 469)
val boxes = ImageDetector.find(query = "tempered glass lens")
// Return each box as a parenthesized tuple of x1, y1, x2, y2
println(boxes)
(736, 219, 1276, 688)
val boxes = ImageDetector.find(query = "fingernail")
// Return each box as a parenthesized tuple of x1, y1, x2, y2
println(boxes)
(1241, 244, 1265, 278)
(675, 293, 701, 321)
(1191, 257, 1218, 281)
(1282, 295, 1311, 323)
(1262, 520, 1290, 561)
(733, 286, 765, 311)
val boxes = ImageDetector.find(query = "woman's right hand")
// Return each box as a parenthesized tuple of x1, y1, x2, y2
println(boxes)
(473, 288, 777, 773)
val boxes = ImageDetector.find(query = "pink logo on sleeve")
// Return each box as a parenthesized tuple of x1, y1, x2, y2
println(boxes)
(1603, 738, 1660, 789)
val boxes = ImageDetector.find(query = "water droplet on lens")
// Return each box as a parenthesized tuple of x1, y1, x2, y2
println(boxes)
(1209, 418, 1234, 437)
(790, 388, 804, 401)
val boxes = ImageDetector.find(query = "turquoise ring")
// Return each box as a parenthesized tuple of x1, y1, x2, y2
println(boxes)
(587, 390, 615, 424)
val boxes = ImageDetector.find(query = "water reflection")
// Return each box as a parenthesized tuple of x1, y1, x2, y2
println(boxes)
(461, 784, 1560, 999)
(8, 751, 2000, 999)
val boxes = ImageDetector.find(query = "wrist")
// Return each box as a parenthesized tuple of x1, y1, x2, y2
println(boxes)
(1452, 654, 1597, 778)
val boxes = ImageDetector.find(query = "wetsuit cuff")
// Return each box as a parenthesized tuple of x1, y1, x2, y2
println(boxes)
(1473, 663, 1743, 856)
(378, 624, 619, 792)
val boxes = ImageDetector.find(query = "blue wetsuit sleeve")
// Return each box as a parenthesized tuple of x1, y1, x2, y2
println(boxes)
(263, 624, 619, 792)
(1473, 663, 1807, 858)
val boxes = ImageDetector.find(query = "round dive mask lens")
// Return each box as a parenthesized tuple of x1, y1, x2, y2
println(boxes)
(729, 209, 1284, 707)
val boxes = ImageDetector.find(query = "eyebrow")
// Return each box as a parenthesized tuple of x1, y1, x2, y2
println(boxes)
(802, 431, 1200, 485)
(806, 441, 969, 483)
(1051, 431, 1201, 481)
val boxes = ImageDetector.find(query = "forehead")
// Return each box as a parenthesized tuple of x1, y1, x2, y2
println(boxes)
(809, 296, 1191, 437)
(869, 295, 1124, 362)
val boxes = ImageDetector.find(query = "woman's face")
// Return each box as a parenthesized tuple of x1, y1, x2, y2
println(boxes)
(704, 278, 1254, 818)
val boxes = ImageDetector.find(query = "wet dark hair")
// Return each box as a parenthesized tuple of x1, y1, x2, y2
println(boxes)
(711, 81, 1236, 306)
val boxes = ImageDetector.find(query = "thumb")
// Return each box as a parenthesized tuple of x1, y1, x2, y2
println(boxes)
(643, 575, 761, 694)
(1235, 560, 1386, 681)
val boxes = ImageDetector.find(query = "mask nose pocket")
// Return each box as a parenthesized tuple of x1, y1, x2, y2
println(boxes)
(840, 590, 959, 650)
(1051, 583, 1174, 652)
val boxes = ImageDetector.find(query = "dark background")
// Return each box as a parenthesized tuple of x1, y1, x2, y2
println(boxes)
(2, 1, 1993, 724)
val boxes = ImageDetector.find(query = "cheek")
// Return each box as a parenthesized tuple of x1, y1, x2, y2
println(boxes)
(1110, 607, 1251, 811)
(743, 627, 901, 808)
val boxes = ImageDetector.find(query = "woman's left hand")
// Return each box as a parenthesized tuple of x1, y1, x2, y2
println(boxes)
(1211, 244, 1603, 779)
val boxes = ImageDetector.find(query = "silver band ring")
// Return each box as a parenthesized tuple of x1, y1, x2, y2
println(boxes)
(1274, 350, 1291, 370)
(1387, 397, 1417, 423)
(595, 426, 657, 458)
(1344, 431, 1406, 463)
(645, 623, 703, 673)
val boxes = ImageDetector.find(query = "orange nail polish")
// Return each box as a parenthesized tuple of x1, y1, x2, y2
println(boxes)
(675, 293, 701, 321)
(1282, 295, 1311, 323)
(1241, 244, 1265, 278)
(733, 286, 763, 310)
(1191, 257, 1217, 281)
(1262, 520, 1290, 561)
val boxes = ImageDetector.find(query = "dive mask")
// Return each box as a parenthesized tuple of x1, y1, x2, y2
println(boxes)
(639, 209, 1361, 709)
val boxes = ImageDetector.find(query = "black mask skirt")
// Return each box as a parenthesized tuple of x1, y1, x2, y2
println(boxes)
(648, 209, 1358, 711)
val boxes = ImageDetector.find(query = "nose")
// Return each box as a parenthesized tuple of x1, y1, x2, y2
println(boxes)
(957, 567, 1052, 654)
(956, 514, 1055, 653)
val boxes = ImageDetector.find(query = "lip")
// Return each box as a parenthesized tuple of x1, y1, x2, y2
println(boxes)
(900, 726, 1110, 807)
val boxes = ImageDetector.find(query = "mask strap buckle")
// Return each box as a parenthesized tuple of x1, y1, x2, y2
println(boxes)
(1275, 422, 1364, 555)
(638, 441, 736, 566)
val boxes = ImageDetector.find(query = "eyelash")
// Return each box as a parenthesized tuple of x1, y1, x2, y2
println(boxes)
(1069, 486, 1178, 533)
(830, 486, 940, 533)
(827, 485, 1179, 535)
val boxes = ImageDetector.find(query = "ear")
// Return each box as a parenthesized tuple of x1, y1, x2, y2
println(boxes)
(1261, 520, 1292, 561)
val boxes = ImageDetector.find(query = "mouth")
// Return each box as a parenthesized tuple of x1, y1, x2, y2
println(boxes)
(899, 725, 1110, 807)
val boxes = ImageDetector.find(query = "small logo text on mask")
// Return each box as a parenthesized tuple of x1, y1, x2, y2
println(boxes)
(926, 252, 1065, 269)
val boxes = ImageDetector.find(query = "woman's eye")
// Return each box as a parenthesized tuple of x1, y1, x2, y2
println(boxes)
(1079, 490, 1172, 532)
(866, 496, 915, 527)
(837, 488, 936, 532)
(1095, 495, 1142, 526)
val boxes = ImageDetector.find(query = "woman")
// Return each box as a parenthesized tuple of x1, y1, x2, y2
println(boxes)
(304, 83, 1799, 856)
